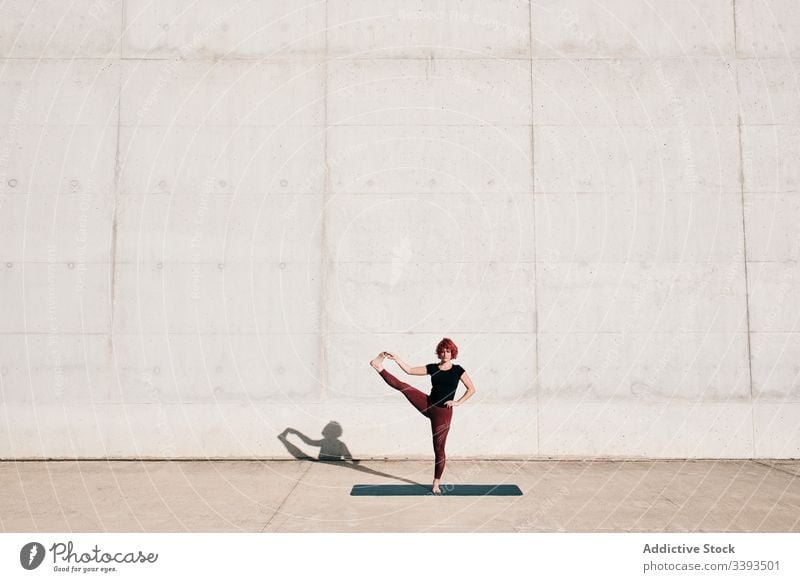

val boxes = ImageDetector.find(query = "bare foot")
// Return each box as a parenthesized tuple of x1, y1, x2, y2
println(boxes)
(432, 479, 441, 495)
(370, 352, 386, 372)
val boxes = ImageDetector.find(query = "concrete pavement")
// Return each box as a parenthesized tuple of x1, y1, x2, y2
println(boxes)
(0, 460, 797, 533)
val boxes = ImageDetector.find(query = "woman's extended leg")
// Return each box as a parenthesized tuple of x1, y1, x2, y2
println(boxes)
(377, 369, 430, 416)
(370, 351, 430, 415)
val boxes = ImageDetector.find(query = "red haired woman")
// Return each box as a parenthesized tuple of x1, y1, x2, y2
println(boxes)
(370, 338, 476, 494)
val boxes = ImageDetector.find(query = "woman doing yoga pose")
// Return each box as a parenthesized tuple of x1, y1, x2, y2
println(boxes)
(370, 338, 477, 494)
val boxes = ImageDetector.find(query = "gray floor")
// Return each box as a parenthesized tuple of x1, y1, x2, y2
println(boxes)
(1, 460, 798, 532)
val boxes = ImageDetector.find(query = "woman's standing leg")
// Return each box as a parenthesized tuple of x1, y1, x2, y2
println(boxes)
(429, 406, 453, 492)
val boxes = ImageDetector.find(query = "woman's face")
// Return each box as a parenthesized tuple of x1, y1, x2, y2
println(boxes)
(438, 347, 452, 361)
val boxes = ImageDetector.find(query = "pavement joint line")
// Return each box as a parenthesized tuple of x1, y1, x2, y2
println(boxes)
(259, 461, 314, 533)
(752, 460, 800, 479)
(658, 494, 680, 508)
(1, 457, 791, 463)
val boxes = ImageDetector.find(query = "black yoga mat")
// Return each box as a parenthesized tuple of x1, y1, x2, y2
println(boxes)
(350, 484, 523, 496)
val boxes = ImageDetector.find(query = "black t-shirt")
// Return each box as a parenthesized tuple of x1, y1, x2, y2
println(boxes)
(426, 363, 465, 407)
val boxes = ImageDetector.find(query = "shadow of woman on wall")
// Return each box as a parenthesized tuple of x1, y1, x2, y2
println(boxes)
(277, 421, 423, 486)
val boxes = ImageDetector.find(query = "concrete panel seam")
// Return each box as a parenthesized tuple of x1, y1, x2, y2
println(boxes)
(529, 0, 539, 458)
(110, 62, 122, 337)
(736, 114, 755, 456)
(320, 0, 329, 402)
(259, 461, 314, 532)
(732, 0, 739, 58)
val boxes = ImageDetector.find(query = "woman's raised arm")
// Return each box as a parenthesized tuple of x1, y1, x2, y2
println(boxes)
(384, 352, 427, 375)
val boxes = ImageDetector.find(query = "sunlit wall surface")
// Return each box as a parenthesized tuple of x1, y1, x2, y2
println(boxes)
(0, 1, 797, 459)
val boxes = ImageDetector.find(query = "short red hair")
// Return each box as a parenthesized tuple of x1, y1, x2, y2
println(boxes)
(436, 337, 458, 359)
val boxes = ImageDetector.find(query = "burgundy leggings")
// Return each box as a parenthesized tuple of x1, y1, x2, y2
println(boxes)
(379, 369, 452, 480)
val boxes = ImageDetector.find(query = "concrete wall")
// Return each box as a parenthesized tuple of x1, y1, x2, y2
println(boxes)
(0, 0, 797, 459)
